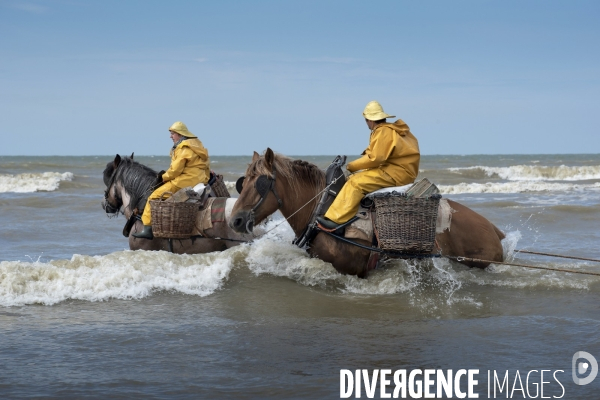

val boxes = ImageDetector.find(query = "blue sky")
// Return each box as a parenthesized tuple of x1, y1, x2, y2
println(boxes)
(1, 0, 598, 156)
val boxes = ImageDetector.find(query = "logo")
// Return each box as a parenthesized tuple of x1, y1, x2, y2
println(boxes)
(572, 351, 598, 386)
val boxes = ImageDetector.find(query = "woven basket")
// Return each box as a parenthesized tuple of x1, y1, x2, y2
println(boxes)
(372, 193, 441, 253)
(150, 193, 198, 238)
(210, 174, 231, 198)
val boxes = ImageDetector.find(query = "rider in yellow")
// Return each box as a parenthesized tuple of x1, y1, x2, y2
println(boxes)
(133, 121, 210, 239)
(317, 101, 420, 230)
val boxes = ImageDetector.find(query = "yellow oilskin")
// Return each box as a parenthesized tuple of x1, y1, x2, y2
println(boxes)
(141, 138, 210, 226)
(141, 182, 180, 226)
(324, 119, 420, 224)
(163, 138, 210, 188)
(348, 119, 420, 185)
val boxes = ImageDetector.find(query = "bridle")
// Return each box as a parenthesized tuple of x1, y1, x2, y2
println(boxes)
(238, 169, 283, 232)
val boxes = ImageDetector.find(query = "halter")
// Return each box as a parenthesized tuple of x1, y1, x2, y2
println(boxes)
(243, 169, 283, 232)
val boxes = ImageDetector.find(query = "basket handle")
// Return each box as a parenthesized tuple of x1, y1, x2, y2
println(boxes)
(158, 192, 173, 201)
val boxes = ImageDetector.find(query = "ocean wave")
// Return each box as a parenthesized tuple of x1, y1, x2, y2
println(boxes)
(2, 219, 596, 307)
(242, 223, 597, 299)
(225, 181, 236, 192)
(449, 165, 600, 181)
(0, 172, 74, 193)
(0, 250, 234, 306)
(438, 181, 600, 194)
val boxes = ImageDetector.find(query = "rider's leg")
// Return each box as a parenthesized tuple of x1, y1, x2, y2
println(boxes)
(134, 182, 180, 239)
(321, 169, 395, 227)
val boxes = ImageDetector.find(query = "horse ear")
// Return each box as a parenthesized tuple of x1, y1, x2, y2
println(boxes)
(113, 154, 121, 169)
(264, 148, 274, 171)
(130, 152, 134, 160)
(252, 151, 260, 162)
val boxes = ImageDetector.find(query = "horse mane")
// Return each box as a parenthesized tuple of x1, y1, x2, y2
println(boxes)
(246, 152, 325, 193)
(104, 156, 157, 212)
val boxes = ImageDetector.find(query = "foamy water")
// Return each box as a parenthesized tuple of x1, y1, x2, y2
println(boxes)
(439, 181, 600, 194)
(0, 172, 73, 193)
(0, 249, 234, 307)
(449, 164, 600, 181)
(5, 216, 596, 308)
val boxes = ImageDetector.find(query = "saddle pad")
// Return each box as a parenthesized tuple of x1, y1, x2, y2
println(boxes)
(345, 207, 373, 242)
(210, 197, 227, 223)
(194, 197, 227, 236)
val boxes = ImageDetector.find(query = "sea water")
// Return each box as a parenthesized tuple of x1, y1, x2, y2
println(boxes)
(0, 154, 599, 398)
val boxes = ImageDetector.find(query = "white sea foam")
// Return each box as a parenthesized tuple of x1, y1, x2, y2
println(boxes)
(225, 180, 236, 192)
(0, 172, 73, 193)
(2, 218, 596, 307)
(0, 250, 234, 306)
(449, 165, 600, 181)
(241, 220, 598, 297)
(438, 181, 600, 194)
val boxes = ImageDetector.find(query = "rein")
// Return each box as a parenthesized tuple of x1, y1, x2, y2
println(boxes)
(257, 172, 345, 238)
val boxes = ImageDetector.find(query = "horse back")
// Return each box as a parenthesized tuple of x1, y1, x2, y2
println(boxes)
(437, 199, 505, 267)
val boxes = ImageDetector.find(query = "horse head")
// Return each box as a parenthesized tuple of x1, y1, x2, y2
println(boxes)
(230, 148, 284, 233)
(101, 154, 129, 215)
(101, 152, 155, 218)
(230, 148, 325, 235)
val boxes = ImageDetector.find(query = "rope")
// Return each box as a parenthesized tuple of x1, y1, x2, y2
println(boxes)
(443, 255, 600, 277)
(516, 249, 600, 263)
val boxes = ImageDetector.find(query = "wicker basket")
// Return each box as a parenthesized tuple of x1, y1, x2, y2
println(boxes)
(372, 193, 441, 253)
(150, 193, 198, 238)
(209, 173, 231, 198)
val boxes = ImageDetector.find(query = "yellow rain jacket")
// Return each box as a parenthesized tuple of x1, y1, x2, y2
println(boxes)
(141, 138, 210, 226)
(347, 119, 420, 185)
(162, 138, 210, 187)
(324, 119, 420, 224)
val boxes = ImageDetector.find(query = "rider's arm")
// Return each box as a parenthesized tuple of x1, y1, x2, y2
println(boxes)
(347, 128, 395, 172)
(162, 147, 193, 182)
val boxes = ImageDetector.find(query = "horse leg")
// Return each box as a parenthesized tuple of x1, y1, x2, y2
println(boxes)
(309, 234, 371, 278)
(128, 220, 166, 251)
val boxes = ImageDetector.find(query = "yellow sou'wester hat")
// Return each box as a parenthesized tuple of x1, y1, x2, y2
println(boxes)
(362, 101, 395, 121)
(169, 121, 197, 138)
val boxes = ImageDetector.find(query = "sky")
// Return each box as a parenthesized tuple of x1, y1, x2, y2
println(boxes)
(1, 0, 599, 156)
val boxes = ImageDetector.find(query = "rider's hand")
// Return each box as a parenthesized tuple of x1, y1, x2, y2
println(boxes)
(153, 170, 165, 189)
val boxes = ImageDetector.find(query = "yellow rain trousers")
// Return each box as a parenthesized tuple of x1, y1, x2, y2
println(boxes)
(141, 138, 210, 226)
(324, 119, 420, 224)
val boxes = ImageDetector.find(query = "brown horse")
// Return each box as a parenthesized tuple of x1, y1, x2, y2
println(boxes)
(102, 154, 258, 253)
(229, 148, 506, 278)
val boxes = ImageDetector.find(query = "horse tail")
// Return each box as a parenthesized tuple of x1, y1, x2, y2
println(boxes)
(492, 224, 506, 241)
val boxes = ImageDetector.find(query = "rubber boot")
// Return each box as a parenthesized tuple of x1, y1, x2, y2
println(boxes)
(132, 225, 154, 240)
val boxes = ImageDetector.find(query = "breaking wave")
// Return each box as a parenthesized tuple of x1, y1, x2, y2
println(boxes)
(2, 220, 596, 308)
(438, 181, 600, 194)
(241, 222, 597, 302)
(0, 250, 234, 307)
(449, 165, 600, 181)
(0, 172, 73, 193)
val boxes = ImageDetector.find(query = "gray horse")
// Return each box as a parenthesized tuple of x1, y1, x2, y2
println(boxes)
(102, 154, 258, 253)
